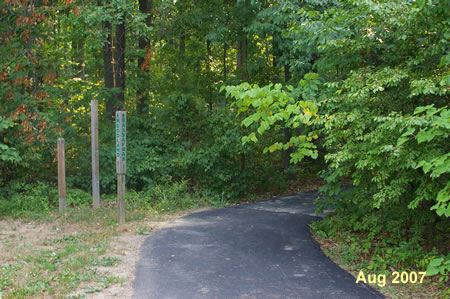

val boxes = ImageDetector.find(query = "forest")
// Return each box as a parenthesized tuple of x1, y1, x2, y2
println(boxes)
(0, 0, 449, 296)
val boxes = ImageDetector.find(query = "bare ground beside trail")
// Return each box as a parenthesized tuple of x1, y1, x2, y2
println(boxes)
(69, 218, 167, 299)
(75, 211, 209, 299)
(0, 208, 210, 298)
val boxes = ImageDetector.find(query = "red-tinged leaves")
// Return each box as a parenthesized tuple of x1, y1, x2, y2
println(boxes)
(34, 91, 48, 101)
(6, 90, 13, 101)
(140, 44, 153, 71)
(43, 71, 56, 85)
(73, 6, 80, 16)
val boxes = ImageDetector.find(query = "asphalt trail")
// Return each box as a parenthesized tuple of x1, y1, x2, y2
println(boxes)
(133, 191, 384, 299)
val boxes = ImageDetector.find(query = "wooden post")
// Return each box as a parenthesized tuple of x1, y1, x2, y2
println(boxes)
(91, 100, 101, 208)
(116, 111, 126, 224)
(117, 173, 126, 224)
(57, 138, 66, 213)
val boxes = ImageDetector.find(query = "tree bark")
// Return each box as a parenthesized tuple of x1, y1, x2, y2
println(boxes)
(223, 43, 227, 79)
(237, 32, 248, 81)
(284, 64, 295, 180)
(206, 39, 211, 70)
(272, 38, 281, 82)
(284, 64, 292, 83)
(180, 35, 186, 53)
(114, 21, 126, 110)
(284, 64, 291, 82)
(206, 39, 213, 110)
(103, 21, 115, 120)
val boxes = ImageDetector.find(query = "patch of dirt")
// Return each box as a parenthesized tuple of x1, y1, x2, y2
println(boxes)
(71, 208, 211, 298)
(85, 220, 165, 298)
(0, 219, 62, 263)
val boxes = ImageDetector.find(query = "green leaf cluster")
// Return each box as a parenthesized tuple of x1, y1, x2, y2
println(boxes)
(225, 73, 320, 163)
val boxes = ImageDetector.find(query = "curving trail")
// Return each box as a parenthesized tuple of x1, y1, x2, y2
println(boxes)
(133, 191, 384, 299)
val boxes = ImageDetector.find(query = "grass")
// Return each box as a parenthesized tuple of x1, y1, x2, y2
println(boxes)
(0, 208, 125, 298)
(0, 183, 226, 298)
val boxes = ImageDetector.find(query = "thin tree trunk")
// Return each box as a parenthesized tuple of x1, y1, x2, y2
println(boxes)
(114, 21, 126, 110)
(272, 38, 281, 82)
(79, 41, 85, 77)
(284, 64, 291, 82)
(283, 128, 294, 180)
(103, 21, 115, 120)
(237, 29, 248, 169)
(283, 64, 295, 180)
(72, 40, 85, 77)
(206, 39, 213, 110)
(180, 35, 186, 53)
(237, 32, 248, 80)
(206, 39, 211, 70)
(223, 43, 227, 79)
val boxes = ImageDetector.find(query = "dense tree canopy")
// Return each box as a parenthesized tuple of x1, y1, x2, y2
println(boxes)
(0, 0, 448, 287)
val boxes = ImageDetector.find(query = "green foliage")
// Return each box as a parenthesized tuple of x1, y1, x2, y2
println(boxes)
(66, 189, 93, 207)
(0, 116, 21, 163)
(0, 0, 287, 201)
(126, 180, 229, 213)
(311, 214, 446, 277)
(5, 182, 57, 215)
(225, 74, 320, 163)
(426, 255, 450, 282)
(0, 183, 96, 217)
(407, 106, 450, 217)
(126, 180, 191, 212)
(312, 0, 449, 216)
(300, 0, 450, 286)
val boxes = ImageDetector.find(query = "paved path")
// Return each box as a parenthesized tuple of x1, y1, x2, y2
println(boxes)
(133, 191, 384, 299)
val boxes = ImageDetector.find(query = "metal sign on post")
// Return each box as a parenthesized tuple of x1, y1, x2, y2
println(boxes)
(116, 111, 126, 224)
(116, 111, 126, 174)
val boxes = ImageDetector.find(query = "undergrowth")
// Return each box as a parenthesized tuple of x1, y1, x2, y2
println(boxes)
(311, 212, 450, 298)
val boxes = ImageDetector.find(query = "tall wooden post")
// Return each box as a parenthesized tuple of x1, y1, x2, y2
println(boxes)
(116, 111, 126, 224)
(91, 100, 101, 208)
(57, 138, 66, 213)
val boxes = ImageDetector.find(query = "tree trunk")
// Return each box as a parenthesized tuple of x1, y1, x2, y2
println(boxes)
(180, 36, 186, 53)
(283, 128, 294, 180)
(206, 39, 213, 111)
(114, 21, 126, 110)
(272, 38, 281, 82)
(223, 43, 227, 79)
(237, 32, 248, 81)
(284, 64, 295, 180)
(284, 64, 291, 82)
(103, 21, 115, 120)
(72, 40, 85, 78)
(137, 0, 152, 114)
(206, 39, 211, 70)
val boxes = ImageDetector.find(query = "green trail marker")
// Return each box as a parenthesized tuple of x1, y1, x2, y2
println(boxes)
(116, 111, 126, 224)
